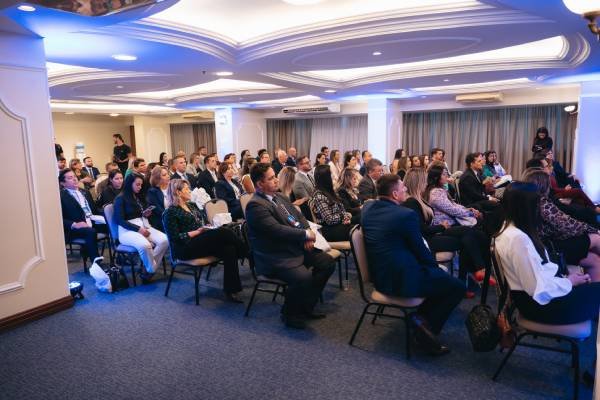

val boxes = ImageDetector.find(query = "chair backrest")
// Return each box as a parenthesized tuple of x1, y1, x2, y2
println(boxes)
(103, 203, 120, 243)
(205, 199, 228, 224)
(240, 193, 252, 217)
(350, 225, 372, 303)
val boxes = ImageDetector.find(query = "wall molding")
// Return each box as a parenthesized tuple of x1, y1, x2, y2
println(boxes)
(0, 296, 73, 332)
(0, 98, 45, 295)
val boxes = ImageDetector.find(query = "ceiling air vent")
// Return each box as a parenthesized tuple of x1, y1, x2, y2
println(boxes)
(456, 92, 503, 104)
(282, 104, 341, 114)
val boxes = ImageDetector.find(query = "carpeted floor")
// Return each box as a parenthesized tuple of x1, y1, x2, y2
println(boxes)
(0, 250, 595, 400)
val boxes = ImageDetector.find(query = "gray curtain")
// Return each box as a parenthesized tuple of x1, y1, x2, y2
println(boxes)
(401, 104, 578, 176)
(170, 123, 216, 157)
(266, 119, 312, 157)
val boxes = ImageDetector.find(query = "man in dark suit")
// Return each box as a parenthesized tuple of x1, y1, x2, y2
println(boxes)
(195, 153, 219, 198)
(171, 155, 195, 186)
(361, 174, 465, 355)
(271, 149, 287, 176)
(458, 152, 499, 210)
(245, 163, 335, 329)
(82, 157, 101, 181)
(59, 168, 107, 261)
(358, 158, 383, 202)
(286, 147, 297, 167)
(359, 150, 372, 176)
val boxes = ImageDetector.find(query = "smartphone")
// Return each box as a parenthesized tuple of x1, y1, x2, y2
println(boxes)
(143, 205, 156, 213)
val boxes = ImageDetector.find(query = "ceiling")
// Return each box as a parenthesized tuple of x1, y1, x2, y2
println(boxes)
(1, 0, 597, 114)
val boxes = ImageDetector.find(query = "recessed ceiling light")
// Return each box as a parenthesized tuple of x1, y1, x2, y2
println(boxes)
(324, 89, 336, 93)
(443, 79, 450, 82)
(564, 105, 576, 112)
(112, 54, 137, 61)
(215, 71, 233, 77)
(17, 5, 36, 11)
(109, 113, 120, 117)
(165, 103, 176, 106)
(116, 85, 124, 89)
(372, 51, 382, 56)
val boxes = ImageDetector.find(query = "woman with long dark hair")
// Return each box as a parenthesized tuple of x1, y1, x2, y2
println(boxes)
(397, 156, 411, 180)
(390, 148, 406, 175)
(159, 152, 169, 167)
(343, 151, 357, 171)
(96, 169, 123, 208)
(314, 152, 327, 168)
(114, 173, 169, 280)
(214, 162, 244, 220)
(310, 164, 357, 242)
(494, 182, 600, 325)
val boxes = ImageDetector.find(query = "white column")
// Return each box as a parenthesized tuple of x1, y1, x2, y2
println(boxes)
(0, 32, 71, 320)
(367, 99, 402, 166)
(573, 81, 600, 203)
(215, 108, 266, 160)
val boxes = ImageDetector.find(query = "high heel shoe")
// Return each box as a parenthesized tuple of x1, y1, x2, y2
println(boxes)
(473, 270, 496, 286)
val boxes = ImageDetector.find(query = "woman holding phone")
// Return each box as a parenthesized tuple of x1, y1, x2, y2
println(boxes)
(114, 173, 169, 281)
(162, 179, 246, 303)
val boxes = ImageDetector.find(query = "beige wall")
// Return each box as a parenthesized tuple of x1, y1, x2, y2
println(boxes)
(133, 115, 172, 163)
(0, 33, 70, 319)
(53, 113, 133, 170)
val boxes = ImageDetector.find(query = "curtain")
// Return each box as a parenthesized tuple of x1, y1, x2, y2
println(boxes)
(309, 115, 368, 160)
(401, 104, 577, 177)
(193, 123, 216, 154)
(170, 123, 216, 157)
(266, 119, 312, 157)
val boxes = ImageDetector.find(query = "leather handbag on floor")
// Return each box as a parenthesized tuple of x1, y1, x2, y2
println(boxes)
(465, 303, 501, 352)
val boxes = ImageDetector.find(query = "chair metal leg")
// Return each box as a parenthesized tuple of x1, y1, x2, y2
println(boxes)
(271, 285, 280, 302)
(493, 333, 525, 381)
(570, 340, 580, 400)
(337, 258, 343, 289)
(344, 252, 349, 281)
(403, 311, 412, 359)
(162, 257, 167, 276)
(164, 264, 177, 297)
(194, 268, 202, 305)
(130, 254, 137, 287)
(244, 282, 260, 317)
(205, 265, 213, 282)
(371, 305, 384, 325)
(349, 303, 371, 346)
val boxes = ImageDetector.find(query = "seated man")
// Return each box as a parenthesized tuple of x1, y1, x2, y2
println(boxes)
(358, 158, 383, 202)
(361, 174, 465, 355)
(245, 163, 335, 329)
(458, 152, 499, 210)
(59, 168, 107, 261)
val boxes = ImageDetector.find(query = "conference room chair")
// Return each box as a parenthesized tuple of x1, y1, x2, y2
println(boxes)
(205, 199, 229, 225)
(490, 242, 591, 400)
(66, 230, 110, 274)
(240, 193, 252, 217)
(349, 225, 424, 359)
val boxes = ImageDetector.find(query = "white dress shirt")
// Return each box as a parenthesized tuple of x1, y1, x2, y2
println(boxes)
(495, 224, 572, 305)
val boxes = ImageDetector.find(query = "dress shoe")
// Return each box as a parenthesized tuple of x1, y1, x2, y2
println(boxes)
(413, 335, 451, 356)
(304, 312, 326, 320)
(280, 314, 306, 329)
(409, 313, 450, 356)
(139, 272, 154, 284)
(464, 291, 476, 299)
(224, 292, 244, 304)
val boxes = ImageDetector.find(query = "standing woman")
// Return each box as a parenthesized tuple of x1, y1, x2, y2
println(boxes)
(532, 126, 553, 154)
(397, 156, 412, 180)
(113, 173, 169, 280)
(328, 150, 342, 185)
(146, 165, 171, 232)
(162, 179, 245, 303)
(240, 158, 257, 194)
(96, 170, 123, 208)
(214, 162, 244, 220)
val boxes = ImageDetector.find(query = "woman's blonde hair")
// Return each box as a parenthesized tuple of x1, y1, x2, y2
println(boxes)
(166, 179, 189, 207)
(149, 165, 168, 187)
(278, 166, 296, 197)
(403, 168, 433, 220)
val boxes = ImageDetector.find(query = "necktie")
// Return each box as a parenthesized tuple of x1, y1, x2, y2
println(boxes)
(74, 191, 92, 226)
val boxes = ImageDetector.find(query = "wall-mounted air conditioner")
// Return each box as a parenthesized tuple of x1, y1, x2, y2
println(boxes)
(456, 92, 503, 104)
(181, 112, 214, 119)
(282, 103, 341, 114)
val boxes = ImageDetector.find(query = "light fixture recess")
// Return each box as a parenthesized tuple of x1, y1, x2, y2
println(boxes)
(112, 54, 137, 61)
(563, 0, 600, 40)
(109, 113, 120, 117)
(372, 51, 382, 56)
(215, 71, 233, 76)
(17, 5, 36, 11)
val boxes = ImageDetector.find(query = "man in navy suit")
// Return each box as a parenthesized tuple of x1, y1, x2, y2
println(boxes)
(82, 157, 101, 181)
(246, 163, 335, 329)
(196, 153, 219, 198)
(361, 174, 465, 355)
(59, 169, 106, 261)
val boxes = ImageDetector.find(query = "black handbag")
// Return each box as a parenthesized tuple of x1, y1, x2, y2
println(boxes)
(103, 265, 129, 292)
(465, 303, 501, 352)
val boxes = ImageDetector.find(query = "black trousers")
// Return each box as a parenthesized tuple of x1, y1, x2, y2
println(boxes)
(321, 223, 353, 242)
(512, 284, 600, 325)
(270, 250, 335, 317)
(417, 272, 466, 334)
(428, 226, 490, 279)
(176, 228, 245, 294)
(69, 227, 99, 260)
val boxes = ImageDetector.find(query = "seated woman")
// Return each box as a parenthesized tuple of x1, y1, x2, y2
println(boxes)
(113, 173, 169, 280)
(163, 180, 245, 303)
(240, 157, 257, 194)
(186, 153, 201, 182)
(389, 148, 406, 175)
(70, 158, 94, 190)
(214, 162, 244, 220)
(96, 169, 123, 208)
(482, 150, 507, 178)
(336, 168, 362, 219)
(547, 160, 599, 213)
(424, 166, 493, 287)
(278, 166, 307, 207)
(343, 151, 358, 171)
(313, 152, 327, 169)
(146, 165, 171, 232)
(397, 156, 411, 180)
(310, 164, 357, 242)
(495, 182, 600, 326)
(328, 150, 342, 185)
(523, 168, 600, 281)
(419, 154, 429, 169)
(410, 155, 421, 168)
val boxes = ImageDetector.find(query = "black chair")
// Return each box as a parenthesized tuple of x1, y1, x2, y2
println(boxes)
(348, 225, 424, 359)
(66, 230, 110, 274)
(490, 241, 591, 400)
